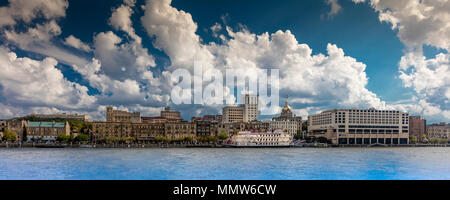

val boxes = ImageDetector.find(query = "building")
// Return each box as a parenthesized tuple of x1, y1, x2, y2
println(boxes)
(28, 113, 88, 122)
(222, 106, 244, 123)
(141, 107, 183, 123)
(0, 120, 7, 138)
(222, 94, 259, 123)
(141, 116, 181, 123)
(427, 123, 450, 140)
(409, 116, 426, 142)
(164, 122, 196, 140)
(308, 108, 409, 145)
(92, 121, 196, 142)
(26, 121, 70, 141)
(269, 98, 302, 137)
(242, 94, 258, 122)
(106, 106, 141, 123)
(191, 115, 222, 122)
(160, 106, 182, 120)
(195, 120, 220, 137)
(217, 121, 270, 136)
(92, 122, 166, 142)
(269, 120, 299, 138)
(5, 120, 28, 141)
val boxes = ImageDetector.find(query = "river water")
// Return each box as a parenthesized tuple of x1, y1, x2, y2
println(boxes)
(0, 147, 449, 180)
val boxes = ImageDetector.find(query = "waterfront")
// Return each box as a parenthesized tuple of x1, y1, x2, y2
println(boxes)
(0, 148, 450, 180)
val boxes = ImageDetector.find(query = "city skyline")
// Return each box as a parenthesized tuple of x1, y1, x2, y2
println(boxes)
(0, 0, 448, 123)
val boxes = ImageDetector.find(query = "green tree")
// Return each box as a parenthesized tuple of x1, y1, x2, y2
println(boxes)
(294, 129, 303, 140)
(2, 129, 17, 141)
(56, 134, 70, 143)
(184, 136, 193, 143)
(74, 134, 89, 142)
(409, 135, 418, 144)
(208, 136, 218, 143)
(218, 131, 228, 141)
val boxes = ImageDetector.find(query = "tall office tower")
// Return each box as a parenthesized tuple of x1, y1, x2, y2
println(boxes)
(242, 94, 258, 122)
(308, 108, 409, 145)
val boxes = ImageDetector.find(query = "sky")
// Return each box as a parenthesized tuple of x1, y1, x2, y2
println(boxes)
(0, 0, 448, 123)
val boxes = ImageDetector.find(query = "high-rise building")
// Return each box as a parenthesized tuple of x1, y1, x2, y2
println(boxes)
(222, 94, 258, 123)
(222, 106, 244, 123)
(242, 94, 258, 122)
(308, 108, 409, 145)
(106, 106, 141, 123)
(409, 116, 426, 142)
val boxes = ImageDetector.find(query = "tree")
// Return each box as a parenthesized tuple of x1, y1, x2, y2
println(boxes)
(2, 129, 17, 141)
(294, 129, 303, 140)
(409, 135, 418, 144)
(74, 134, 89, 142)
(208, 136, 218, 143)
(421, 134, 428, 141)
(184, 136, 194, 143)
(56, 134, 70, 143)
(218, 131, 228, 141)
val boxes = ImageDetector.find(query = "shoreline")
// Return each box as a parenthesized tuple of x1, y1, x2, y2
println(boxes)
(0, 143, 448, 148)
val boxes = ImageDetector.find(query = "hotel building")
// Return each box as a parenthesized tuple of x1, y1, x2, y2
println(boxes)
(308, 108, 409, 145)
(106, 106, 141, 123)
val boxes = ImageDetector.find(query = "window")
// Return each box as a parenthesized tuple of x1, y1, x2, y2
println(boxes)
(339, 138, 347, 144)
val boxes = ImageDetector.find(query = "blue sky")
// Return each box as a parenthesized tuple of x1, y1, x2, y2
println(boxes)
(0, 0, 448, 123)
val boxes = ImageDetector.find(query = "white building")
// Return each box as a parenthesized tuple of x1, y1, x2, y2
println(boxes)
(308, 108, 409, 145)
(268, 120, 299, 138)
(222, 94, 259, 123)
(242, 94, 258, 122)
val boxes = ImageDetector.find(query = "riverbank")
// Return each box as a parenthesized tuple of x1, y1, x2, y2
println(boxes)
(0, 142, 449, 148)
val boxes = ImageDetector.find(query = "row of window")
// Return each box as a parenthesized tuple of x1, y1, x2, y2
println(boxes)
(338, 138, 408, 144)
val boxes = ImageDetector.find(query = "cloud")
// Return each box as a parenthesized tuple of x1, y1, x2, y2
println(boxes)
(63, 35, 92, 52)
(109, 3, 141, 42)
(0, 46, 96, 112)
(1, 2, 89, 67)
(141, 0, 214, 68)
(0, 0, 68, 27)
(140, 0, 389, 118)
(354, 0, 450, 121)
(324, 0, 342, 19)
(353, 0, 450, 51)
(398, 52, 449, 120)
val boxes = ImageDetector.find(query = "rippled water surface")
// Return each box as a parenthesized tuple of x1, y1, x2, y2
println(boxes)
(1, 147, 449, 180)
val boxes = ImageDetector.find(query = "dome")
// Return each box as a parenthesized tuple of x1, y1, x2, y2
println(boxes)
(282, 100, 292, 112)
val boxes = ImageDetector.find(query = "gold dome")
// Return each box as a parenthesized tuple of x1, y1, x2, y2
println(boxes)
(282, 100, 292, 112)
